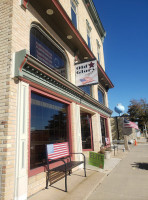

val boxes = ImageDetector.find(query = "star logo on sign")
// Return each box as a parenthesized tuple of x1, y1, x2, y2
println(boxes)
(89, 62, 94, 68)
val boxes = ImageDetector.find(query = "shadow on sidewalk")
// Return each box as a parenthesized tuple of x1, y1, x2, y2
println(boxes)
(131, 162, 148, 170)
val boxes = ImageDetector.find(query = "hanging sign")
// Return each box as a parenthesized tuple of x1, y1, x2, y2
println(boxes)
(75, 59, 98, 86)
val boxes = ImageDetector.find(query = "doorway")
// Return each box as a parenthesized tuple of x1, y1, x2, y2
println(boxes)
(80, 112, 93, 150)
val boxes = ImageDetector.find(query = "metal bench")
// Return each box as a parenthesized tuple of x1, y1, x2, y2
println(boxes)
(46, 142, 86, 192)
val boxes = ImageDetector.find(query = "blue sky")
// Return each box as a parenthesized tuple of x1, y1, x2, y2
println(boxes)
(93, 0, 148, 116)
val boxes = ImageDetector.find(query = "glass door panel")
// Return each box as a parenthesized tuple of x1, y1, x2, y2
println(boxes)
(80, 113, 93, 150)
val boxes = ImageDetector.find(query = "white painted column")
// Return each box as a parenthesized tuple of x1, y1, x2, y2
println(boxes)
(75, 104, 83, 160)
(14, 81, 29, 200)
(98, 114, 102, 145)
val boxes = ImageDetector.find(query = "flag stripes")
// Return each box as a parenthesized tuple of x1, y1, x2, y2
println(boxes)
(124, 119, 139, 130)
(36, 41, 53, 68)
(47, 142, 69, 160)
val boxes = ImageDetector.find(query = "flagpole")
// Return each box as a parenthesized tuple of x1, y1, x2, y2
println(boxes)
(116, 116, 120, 141)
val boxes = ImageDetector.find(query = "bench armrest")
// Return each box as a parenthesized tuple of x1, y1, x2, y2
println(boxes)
(47, 158, 67, 171)
(69, 153, 86, 162)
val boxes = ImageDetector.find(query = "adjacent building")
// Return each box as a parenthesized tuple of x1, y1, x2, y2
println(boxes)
(111, 117, 139, 141)
(0, 0, 114, 199)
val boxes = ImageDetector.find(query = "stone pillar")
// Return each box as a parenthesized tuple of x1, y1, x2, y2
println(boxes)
(124, 135, 130, 151)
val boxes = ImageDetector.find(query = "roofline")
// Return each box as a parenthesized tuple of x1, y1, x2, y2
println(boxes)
(83, 0, 106, 41)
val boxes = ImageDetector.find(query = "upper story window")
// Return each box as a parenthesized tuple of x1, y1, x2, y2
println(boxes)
(30, 25, 67, 78)
(98, 88, 105, 105)
(96, 40, 101, 63)
(86, 20, 92, 50)
(71, 0, 78, 29)
(79, 85, 92, 96)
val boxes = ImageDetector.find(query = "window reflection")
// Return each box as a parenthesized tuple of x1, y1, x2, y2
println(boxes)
(71, 0, 77, 28)
(81, 113, 92, 149)
(30, 27, 67, 78)
(98, 89, 104, 104)
(79, 85, 91, 95)
(30, 92, 68, 169)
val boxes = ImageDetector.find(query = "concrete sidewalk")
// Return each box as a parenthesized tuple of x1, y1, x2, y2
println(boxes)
(88, 143, 148, 200)
(28, 145, 128, 200)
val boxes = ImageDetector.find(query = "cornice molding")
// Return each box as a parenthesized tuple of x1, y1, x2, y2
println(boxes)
(14, 50, 112, 116)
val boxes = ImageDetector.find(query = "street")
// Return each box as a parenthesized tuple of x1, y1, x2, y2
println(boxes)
(87, 144, 148, 200)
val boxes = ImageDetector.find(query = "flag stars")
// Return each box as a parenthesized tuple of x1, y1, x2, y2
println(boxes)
(89, 62, 94, 68)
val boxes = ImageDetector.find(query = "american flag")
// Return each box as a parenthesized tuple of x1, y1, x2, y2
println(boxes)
(124, 119, 139, 130)
(47, 142, 69, 160)
(80, 77, 94, 85)
(105, 138, 110, 146)
(36, 41, 53, 68)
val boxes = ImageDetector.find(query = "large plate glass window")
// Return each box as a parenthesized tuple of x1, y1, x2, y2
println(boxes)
(30, 26, 67, 78)
(30, 92, 69, 169)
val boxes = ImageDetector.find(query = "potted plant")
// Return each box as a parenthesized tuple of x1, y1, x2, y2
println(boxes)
(99, 146, 112, 159)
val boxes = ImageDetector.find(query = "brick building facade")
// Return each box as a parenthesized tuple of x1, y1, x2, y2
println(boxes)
(0, 0, 114, 199)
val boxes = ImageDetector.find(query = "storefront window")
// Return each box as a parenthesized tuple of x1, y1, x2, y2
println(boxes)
(30, 92, 68, 169)
(30, 26, 67, 78)
(81, 113, 93, 150)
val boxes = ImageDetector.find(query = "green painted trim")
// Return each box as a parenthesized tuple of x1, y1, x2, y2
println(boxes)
(14, 49, 29, 77)
(14, 50, 112, 116)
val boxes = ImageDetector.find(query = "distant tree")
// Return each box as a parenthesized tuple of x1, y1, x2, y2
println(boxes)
(127, 99, 148, 132)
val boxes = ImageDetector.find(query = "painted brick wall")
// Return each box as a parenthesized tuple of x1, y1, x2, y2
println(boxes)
(59, 0, 108, 106)
(0, 1, 16, 200)
(0, 0, 111, 199)
(59, 0, 106, 70)
(10, 0, 75, 197)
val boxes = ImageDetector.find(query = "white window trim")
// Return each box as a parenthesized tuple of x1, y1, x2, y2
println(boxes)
(96, 39, 101, 62)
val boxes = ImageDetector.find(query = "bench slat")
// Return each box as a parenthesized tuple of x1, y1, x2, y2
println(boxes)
(50, 161, 84, 172)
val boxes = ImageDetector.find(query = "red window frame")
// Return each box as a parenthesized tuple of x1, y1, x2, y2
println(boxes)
(28, 87, 72, 177)
(100, 115, 110, 146)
